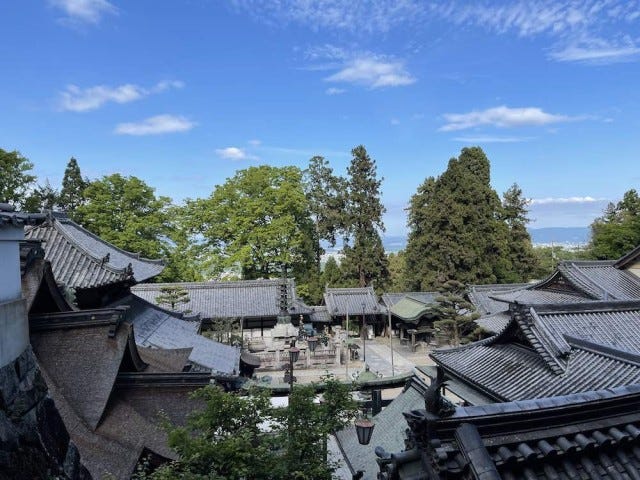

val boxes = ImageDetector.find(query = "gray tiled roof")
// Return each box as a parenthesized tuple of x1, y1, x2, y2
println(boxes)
(0, 206, 46, 227)
(433, 301, 640, 402)
(381, 292, 438, 308)
(324, 286, 387, 316)
(335, 377, 426, 479)
(557, 260, 640, 300)
(132, 278, 311, 319)
(467, 283, 529, 314)
(309, 305, 332, 323)
(111, 294, 240, 375)
(25, 214, 164, 288)
(489, 288, 591, 305)
(474, 311, 511, 334)
(433, 338, 640, 402)
(381, 383, 640, 480)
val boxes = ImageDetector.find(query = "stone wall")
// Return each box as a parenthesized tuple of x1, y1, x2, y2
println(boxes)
(0, 347, 91, 480)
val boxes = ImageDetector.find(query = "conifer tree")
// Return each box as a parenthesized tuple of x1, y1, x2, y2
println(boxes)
(501, 183, 538, 281)
(155, 285, 190, 310)
(24, 180, 59, 212)
(405, 147, 514, 289)
(322, 256, 343, 287)
(341, 146, 389, 288)
(590, 189, 640, 259)
(59, 157, 89, 218)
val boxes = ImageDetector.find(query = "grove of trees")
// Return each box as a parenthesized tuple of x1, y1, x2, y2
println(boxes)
(3, 144, 637, 300)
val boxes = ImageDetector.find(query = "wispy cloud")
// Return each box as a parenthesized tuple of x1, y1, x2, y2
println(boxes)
(325, 56, 415, 88)
(440, 106, 579, 131)
(529, 196, 606, 205)
(59, 80, 184, 112)
(215, 147, 259, 161)
(236, 1, 640, 65)
(49, 0, 117, 25)
(232, 0, 423, 34)
(453, 135, 534, 143)
(550, 38, 640, 63)
(306, 45, 416, 89)
(114, 115, 196, 136)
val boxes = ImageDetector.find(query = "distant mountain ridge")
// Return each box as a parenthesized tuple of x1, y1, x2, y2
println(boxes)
(380, 227, 590, 252)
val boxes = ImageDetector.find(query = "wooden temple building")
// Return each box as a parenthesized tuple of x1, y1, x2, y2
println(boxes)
(20, 239, 213, 478)
(323, 286, 387, 336)
(22, 212, 244, 376)
(338, 245, 640, 479)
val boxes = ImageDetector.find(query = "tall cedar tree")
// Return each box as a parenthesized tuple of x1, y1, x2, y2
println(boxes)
(0, 148, 36, 209)
(501, 183, 539, 281)
(405, 147, 514, 289)
(304, 156, 348, 257)
(59, 157, 89, 218)
(590, 189, 640, 259)
(341, 146, 389, 288)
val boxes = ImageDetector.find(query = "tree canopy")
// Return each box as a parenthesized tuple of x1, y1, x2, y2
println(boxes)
(75, 173, 172, 259)
(0, 149, 36, 209)
(341, 145, 389, 289)
(589, 189, 640, 259)
(58, 157, 89, 218)
(183, 165, 318, 282)
(404, 147, 537, 289)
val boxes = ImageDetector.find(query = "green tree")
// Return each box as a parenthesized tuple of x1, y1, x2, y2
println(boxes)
(531, 245, 589, 279)
(23, 179, 59, 212)
(341, 146, 389, 288)
(589, 189, 640, 259)
(183, 165, 318, 282)
(155, 285, 191, 310)
(143, 377, 357, 480)
(322, 256, 344, 287)
(501, 183, 539, 282)
(387, 250, 408, 292)
(432, 280, 481, 346)
(75, 173, 171, 259)
(303, 156, 348, 255)
(405, 147, 515, 289)
(58, 157, 89, 218)
(0, 149, 37, 209)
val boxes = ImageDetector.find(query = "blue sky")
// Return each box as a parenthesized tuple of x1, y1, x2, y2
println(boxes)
(2, 0, 640, 236)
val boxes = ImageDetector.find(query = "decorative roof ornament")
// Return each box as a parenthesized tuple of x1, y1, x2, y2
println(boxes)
(424, 369, 456, 417)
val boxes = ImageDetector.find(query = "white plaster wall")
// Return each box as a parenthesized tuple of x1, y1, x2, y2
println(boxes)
(0, 299, 28, 367)
(0, 225, 23, 303)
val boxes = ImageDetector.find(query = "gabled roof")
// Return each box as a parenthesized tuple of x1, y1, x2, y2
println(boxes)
(132, 278, 311, 319)
(111, 294, 241, 375)
(29, 307, 142, 430)
(309, 305, 332, 323)
(467, 283, 529, 315)
(380, 384, 640, 480)
(389, 294, 437, 323)
(432, 301, 640, 402)
(25, 214, 164, 289)
(614, 243, 640, 269)
(474, 311, 510, 335)
(381, 292, 438, 308)
(324, 286, 386, 316)
(0, 205, 45, 227)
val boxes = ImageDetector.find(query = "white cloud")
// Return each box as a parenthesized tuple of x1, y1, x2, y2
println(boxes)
(550, 40, 640, 63)
(440, 106, 577, 131)
(325, 55, 416, 89)
(453, 135, 534, 143)
(325, 87, 346, 95)
(114, 115, 196, 136)
(49, 0, 117, 25)
(529, 196, 605, 205)
(59, 80, 184, 112)
(232, 0, 423, 33)
(248, 139, 262, 146)
(215, 147, 258, 161)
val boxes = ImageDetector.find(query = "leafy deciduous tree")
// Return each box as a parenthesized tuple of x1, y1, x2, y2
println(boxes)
(0, 149, 37, 209)
(589, 189, 640, 259)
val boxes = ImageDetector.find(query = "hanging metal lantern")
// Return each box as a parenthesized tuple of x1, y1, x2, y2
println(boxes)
(355, 419, 375, 445)
(289, 346, 300, 363)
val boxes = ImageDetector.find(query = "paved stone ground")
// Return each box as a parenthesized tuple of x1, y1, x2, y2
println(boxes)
(260, 337, 436, 479)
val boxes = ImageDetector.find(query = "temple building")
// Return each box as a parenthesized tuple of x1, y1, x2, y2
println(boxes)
(323, 286, 387, 336)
